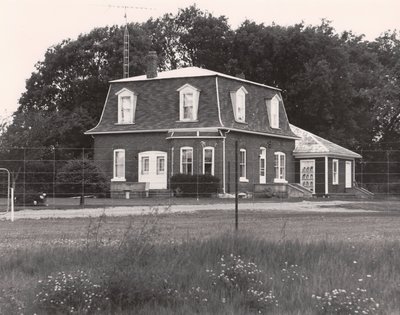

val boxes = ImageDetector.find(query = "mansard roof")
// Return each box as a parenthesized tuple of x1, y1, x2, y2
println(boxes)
(86, 67, 297, 139)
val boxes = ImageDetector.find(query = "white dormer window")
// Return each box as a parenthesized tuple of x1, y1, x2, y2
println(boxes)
(267, 95, 280, 129)
(116, 88, 137, 124)
(230, 86, 248, 123)
(177, 84, 200, 121)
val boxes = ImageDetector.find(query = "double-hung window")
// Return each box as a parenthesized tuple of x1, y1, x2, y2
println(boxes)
(180, 147, 193, 174)
(231, 86, 248, 123)
(274, 152, 286, 183)
(203, 147, 214, 175)
(267, 95, 280, 129)
(116, 88, 137, 124)
(177, 84, 200, 121)
(240, 148, 247, 182)
(113, 149, 126, 181)
(332, 159, 339, 184)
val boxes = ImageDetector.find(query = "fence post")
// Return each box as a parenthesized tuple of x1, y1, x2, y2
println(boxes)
(386, 150, 390, 196)
(235, 141, 239, 231)
(11, 187, 14, 222)
(80, 148, 85, 206)
(23, 148, 26, 209)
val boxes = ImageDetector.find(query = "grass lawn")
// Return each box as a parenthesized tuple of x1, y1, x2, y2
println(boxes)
(1, 203, 400, 314)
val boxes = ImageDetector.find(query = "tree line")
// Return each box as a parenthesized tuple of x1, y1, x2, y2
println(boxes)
(0, 5, 399, 194)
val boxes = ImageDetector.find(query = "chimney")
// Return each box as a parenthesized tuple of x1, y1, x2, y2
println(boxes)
(146, 51, 158, 79)
(236, 72, 245, 80)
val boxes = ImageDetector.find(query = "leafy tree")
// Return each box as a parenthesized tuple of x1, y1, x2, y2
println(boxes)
(145, 5, 233, 71)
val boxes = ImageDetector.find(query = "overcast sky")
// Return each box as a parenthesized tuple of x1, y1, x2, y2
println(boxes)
(1, 0, 399, 118)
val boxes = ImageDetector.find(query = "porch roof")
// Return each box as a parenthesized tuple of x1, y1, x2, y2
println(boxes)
(290, 124, 362, 159)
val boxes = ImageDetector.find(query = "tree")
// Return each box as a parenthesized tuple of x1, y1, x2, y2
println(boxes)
(145, 5, 233, 71)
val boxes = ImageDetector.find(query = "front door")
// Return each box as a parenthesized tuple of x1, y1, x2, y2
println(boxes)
(138, 151, 167, 189)
(259, 147, 266, 184)
(300, 159, 315, 193)
(345, 161, 352, 188)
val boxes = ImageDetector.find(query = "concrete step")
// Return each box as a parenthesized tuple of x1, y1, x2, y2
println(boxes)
(148, 189, 172, 198)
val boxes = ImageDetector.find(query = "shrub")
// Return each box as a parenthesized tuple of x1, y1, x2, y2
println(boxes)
(56, 159, 109, 198)
(170, 173, 220, 197)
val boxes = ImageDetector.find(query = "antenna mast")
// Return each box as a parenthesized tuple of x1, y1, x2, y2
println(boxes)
(107, 5, 156, 79)
(123, 9, 129, 78)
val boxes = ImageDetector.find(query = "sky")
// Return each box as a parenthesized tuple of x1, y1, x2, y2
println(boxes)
(1, 0, 399, 119)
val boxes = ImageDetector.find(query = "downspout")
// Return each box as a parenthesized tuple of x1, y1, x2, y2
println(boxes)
(216, 76, 226, 194)
(215, 76, 224, 127)
(325, 156, 329, 196)
(222, 129, 231, 194)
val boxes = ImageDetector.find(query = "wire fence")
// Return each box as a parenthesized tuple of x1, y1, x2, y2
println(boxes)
(0, 147, 399, 210)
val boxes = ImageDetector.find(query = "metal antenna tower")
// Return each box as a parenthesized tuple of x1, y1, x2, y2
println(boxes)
(107, 5, 156, 78)
(123, 10, 129, 78)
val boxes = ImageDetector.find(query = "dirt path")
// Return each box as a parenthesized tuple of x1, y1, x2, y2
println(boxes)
(0, 200, 376, 220)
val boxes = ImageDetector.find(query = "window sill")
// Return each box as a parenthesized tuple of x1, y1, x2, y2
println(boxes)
(176, 120, 199, 123)
(332, 182, 339, 185)
(115, 123, 135, 125)
(235, 120, 248, 125)
(270, 126, 281, 130)
(273, 178, 287, 184)
(111, 178, 126, 182)
(240, 178, 249, 183)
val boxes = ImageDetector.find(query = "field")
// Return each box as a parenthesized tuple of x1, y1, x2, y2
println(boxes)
(1, 200, 400, 314)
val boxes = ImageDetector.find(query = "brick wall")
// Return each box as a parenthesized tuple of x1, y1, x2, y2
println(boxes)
(224, 131, 296, 192)
(93, 130, 296, 193)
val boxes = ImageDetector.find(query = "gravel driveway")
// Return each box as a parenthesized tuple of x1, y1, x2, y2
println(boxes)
(0, 200, 375, 220)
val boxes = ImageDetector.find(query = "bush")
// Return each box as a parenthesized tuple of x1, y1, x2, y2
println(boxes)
(170, 174, 220, 197)
(56, 159, 109, 198)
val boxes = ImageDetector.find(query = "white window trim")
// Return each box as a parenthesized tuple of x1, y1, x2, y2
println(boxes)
(267, 95, 280, 129)
(202, 146, 215, 175)
(156, 156, 166, 175)
(141, 156, 150, 175)
(177, 84, 200, 121)
(239, 148, 248, 182)
(180, 146, 193, 175)
(274, 151, 287, 183)
(230, 86, 248, 123)
(112, 149, 126, 181)
(115, 88, 137, 124)
(259, 147, 267, 183)
(332, 159, 339, 185)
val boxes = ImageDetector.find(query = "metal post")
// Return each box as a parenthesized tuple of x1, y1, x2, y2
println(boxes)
(387, 150, 390, 196)
(196, 144, 199, 201)
(0, 168, 11, 212)
(11, 187, 14, 222)
(235, 141, 238, 231)
(81, 148, 85, 206)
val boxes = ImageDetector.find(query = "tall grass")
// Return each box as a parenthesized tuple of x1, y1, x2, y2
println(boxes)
(0, 214, 398, 314)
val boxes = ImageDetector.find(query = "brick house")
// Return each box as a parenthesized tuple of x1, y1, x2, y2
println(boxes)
(86, 53, 366, 198)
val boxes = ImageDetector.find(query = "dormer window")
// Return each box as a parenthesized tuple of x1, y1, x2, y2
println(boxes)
(177, 84, 200, 121)
(266, 95, 280, 129)
(230, 86, 248, 123)
(116, 88, 137, 124)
